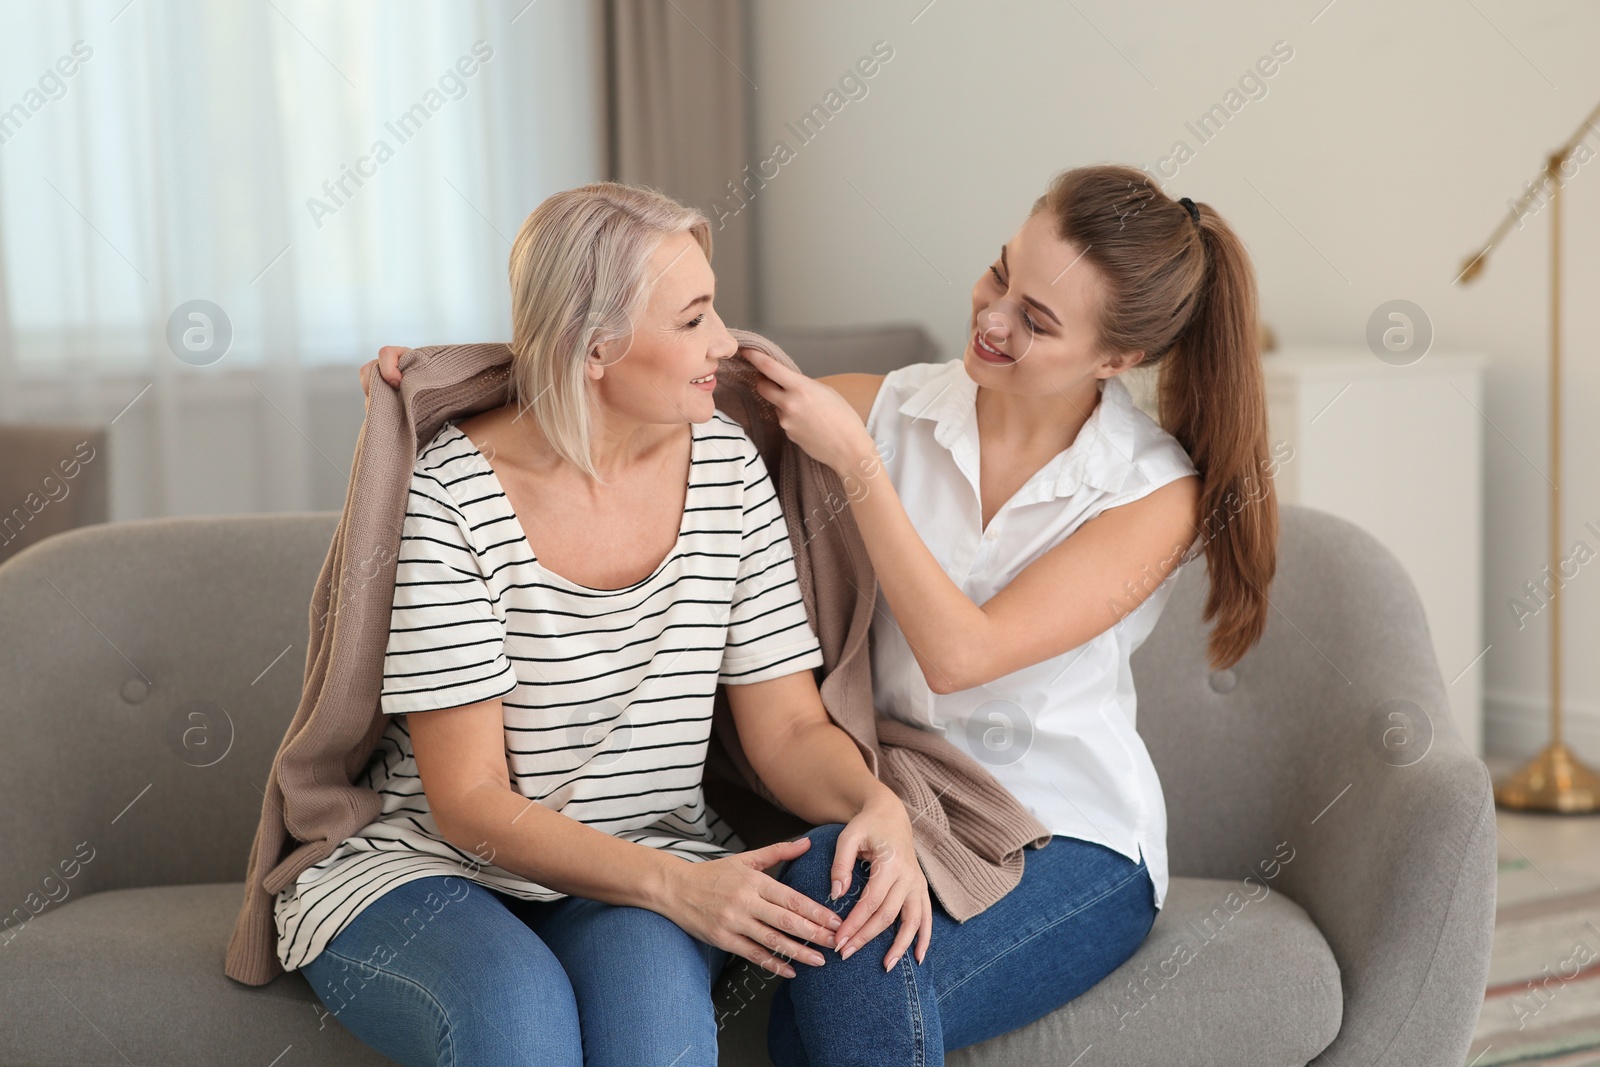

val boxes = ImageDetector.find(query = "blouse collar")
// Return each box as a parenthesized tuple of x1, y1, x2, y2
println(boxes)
(896, 359, 1148, 502)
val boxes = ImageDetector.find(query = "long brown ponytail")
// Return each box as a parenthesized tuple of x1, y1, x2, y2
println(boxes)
(1033, 165, 1277, 669)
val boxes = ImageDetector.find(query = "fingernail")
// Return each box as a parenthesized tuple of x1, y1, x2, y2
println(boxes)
(886, 956, 897, 973)
(840, 944, 855, 961)
(827, 914, 842, 930)
(830, 880, 842, 900)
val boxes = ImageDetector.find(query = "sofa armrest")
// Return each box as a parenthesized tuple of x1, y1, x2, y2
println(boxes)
(1279, 711, 1495, 1067)
(1136, 506, 1496, 1067)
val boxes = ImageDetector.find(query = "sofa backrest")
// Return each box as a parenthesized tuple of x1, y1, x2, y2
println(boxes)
(753, 322, 940, 378)
(0, 514, 336, 922)
(1134, 504, 1464, 885)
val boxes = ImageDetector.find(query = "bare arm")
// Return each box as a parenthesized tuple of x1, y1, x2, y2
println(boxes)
(725, 669, 934, 969)
(724, 670, 887, 826)
(749, 348, 1201, 694)
(845, 469, 1200, 693)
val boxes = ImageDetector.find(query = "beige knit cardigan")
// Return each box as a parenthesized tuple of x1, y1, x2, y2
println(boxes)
(224, 329, 1051, 987)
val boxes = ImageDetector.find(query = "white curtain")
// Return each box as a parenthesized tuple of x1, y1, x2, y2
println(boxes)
(0, 0, 602, 518)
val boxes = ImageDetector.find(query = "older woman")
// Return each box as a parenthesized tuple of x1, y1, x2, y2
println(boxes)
(286, 183, 928, 1067)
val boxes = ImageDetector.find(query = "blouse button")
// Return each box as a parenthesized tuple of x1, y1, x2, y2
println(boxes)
(1208, 669, 1237, 693)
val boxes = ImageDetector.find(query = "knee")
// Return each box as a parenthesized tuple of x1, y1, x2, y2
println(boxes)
(586, 903, 721, 983)
(591, 901, 691, 945)
(778, 823, 867, 908)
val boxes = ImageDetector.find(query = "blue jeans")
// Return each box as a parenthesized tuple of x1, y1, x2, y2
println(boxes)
(768, 823, 1157, 1066)
(299, 875, 730, 1067)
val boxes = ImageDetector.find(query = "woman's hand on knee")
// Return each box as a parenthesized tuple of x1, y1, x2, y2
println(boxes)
(659, 838, 845, 979)
(832, 791, 934, 972)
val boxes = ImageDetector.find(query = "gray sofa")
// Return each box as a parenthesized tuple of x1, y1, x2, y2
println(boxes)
(0, 504, 1494, 1066)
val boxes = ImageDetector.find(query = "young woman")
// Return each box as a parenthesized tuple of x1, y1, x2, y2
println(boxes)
(298, 182, 932, 1067)
(366, 165, 1277, 1065)
(741, 165, 1276, 1066)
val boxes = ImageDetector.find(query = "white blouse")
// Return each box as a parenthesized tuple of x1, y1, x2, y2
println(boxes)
(864, 359, 1199, 910)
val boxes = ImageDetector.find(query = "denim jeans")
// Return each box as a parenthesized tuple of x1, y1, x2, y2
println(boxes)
(768, 823, 1158, 1067)
(299, 874, 730, 1067)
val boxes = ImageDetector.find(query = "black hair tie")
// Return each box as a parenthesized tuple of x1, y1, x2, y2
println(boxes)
(1170, 198, 1204, 319)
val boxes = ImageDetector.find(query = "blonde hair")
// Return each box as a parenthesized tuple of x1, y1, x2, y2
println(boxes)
(506, 181, 713, 482)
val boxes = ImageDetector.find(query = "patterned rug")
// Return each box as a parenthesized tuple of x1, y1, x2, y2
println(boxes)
(1470, 859, 1600, 1065)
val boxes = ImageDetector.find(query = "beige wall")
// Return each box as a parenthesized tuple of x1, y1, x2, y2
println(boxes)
(747, 0, 1600, 762)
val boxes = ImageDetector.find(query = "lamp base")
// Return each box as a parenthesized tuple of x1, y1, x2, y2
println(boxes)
(1494, 741, 1600, 813)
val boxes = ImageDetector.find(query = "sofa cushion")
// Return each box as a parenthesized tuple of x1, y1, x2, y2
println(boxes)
(718, 876, 1342, 1067)
(943, 876, 1343, 1066)
(0, 877, 1338, 1066)
(0, 883, 386, 1066)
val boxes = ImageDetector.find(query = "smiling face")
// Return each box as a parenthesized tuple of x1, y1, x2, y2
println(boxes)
(965, 210, 1139, 396)
(588, 230, 738, 425)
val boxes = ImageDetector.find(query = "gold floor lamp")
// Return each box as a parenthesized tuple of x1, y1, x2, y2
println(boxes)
(1458, 97, 1600, 813)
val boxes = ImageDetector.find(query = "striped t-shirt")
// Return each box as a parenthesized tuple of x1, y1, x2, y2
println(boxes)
(273, 410, 825, 971)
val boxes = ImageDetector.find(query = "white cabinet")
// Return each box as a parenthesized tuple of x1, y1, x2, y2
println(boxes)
(1261, 347, 1487, 756)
